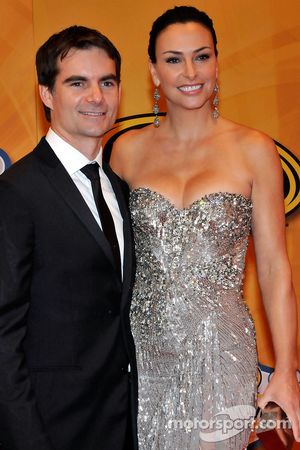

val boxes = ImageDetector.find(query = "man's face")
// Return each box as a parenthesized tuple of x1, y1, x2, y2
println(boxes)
(40, 47, 120, 152)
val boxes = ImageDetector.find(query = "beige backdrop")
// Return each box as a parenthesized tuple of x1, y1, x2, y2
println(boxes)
(0, 0, 300, 370)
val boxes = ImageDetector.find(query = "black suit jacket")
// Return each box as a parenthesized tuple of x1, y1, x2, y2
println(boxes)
(0, 138, 137, 450)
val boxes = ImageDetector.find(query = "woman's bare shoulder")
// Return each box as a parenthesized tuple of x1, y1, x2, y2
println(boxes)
(221, 118, 278, 160)
(240, 126, 279, 173)
(113, 125, 154, 152)
(110, 125, 153, 178)
(227, 121, 283, 192)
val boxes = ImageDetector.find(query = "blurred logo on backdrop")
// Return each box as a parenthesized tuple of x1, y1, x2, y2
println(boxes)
(0, 148, 12, 175)
(276, 140, 300, 215)
(104, 114, 300, 216)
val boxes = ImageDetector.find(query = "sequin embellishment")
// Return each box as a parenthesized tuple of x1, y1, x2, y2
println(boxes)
(130, 189, 257, 450)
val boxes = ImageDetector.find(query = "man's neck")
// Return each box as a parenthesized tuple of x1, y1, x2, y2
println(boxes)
(50, 127, 102, 161)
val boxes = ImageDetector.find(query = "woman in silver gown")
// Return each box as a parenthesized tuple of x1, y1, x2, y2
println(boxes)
(111, 6, 300, 449)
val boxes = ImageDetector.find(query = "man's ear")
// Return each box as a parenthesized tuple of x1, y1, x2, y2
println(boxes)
(118, 82, 121, 103)
(148, 60, 160, 88)
(39, 85, 53, 110)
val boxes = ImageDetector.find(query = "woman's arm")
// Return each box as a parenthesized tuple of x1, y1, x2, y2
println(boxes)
(249, 133, 300, 441)
(110, 136, 126, 179)
(110, 129, 140, 183)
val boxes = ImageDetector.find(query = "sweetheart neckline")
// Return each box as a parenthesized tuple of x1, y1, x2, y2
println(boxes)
(130, 187, 252, 212)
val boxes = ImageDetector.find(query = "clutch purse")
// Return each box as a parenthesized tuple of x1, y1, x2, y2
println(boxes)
(248, 402, 294, 449)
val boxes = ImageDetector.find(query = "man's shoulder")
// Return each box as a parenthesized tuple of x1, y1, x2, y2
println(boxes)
(0, 138, 57, 211)
(0, 138, 50, 184)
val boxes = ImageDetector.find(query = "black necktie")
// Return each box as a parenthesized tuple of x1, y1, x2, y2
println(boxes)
(81, 163, 121, 279)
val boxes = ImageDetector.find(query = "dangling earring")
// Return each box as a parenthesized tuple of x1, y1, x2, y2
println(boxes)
(212, 83, 220, 119)
(153, 87, 160, 127)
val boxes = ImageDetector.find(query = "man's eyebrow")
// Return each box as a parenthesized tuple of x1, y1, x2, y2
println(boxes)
(63, 74, 119, 84)
(63, 76, 87, 84)
(100, 74, 119, 82)
(162, 46, 211, 55)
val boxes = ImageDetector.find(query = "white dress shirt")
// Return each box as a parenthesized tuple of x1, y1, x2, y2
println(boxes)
(46, 128, 124, 276)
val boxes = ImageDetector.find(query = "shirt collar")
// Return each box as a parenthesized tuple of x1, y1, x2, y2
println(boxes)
(45, 128, 103, 175)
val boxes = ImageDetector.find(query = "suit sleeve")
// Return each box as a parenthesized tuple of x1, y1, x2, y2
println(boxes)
(0, 180, 54, 449)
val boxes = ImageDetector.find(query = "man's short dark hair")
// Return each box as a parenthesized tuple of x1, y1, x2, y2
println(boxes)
(36, 25, 121, 121)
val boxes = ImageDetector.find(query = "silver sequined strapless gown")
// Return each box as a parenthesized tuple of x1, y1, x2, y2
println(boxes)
(130, 189, 257, 450)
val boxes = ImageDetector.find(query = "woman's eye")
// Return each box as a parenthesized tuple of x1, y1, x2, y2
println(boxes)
(166, 57, 180, 64)
(196, 54, 209, 61)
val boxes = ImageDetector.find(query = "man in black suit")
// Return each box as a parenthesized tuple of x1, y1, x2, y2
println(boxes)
(0, 26, 137, 450)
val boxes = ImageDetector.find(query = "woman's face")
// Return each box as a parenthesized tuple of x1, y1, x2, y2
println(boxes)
(150, 21, 218, 111)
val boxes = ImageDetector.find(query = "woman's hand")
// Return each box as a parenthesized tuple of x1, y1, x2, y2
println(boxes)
(257, 369, 300, 442)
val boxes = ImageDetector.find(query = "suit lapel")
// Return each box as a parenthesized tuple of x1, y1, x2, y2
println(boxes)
(103, 162, 134, 303)
(34, 139, 116, 271)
